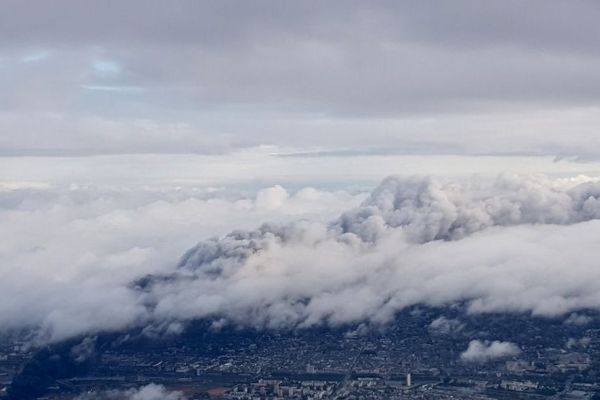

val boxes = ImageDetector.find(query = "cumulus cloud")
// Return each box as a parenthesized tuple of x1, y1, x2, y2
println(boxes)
(338, 174, 600, 242)
(5, 174, 600, 343)
(0, 183, 363, 342)
(142, 175, 600, 331)
(460, 340, 520, 362)
(76, 384, 185, 400)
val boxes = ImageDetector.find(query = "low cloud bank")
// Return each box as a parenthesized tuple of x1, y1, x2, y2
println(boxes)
(143, 175, 600, 330)
(460, 340, 521, 362)
(0, 184, 362, 342)
(4, 175, 600, 342)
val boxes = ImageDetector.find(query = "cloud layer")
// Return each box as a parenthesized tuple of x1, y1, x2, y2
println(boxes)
(2, 1, 600, 157)
(0, 183, 363, 342)
(141, 175, 600, 330)
(4, 174, 600, 343)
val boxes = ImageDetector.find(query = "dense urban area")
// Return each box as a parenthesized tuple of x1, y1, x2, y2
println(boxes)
(3, 308, 600, 400)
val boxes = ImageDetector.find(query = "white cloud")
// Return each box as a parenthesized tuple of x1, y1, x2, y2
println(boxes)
(139, 175, 600, 330)
(0, 183, 363, 342)
(76, 383, 185, 400)
(5, 174, 600, 343)
(460, 340, 520, 362)
(148, 215, 600, 329)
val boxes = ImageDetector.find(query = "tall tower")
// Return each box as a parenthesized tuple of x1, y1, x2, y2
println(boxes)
(406, 372, 412, 387)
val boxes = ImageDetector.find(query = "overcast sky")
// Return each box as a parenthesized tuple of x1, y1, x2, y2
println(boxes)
(2, 0, 600, 158)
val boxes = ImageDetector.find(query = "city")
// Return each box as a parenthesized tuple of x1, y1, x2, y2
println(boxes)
(3, 308, 600, 399)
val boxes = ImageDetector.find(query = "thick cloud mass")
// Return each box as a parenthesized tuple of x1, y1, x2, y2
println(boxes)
(4, 175, 600, 342)
(337, 175, 600, 242)
(145, 175, 600, 330)
(0, 183, 363, 342)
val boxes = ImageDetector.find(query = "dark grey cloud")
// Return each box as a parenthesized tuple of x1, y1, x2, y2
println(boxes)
(3, 1, 600, 52)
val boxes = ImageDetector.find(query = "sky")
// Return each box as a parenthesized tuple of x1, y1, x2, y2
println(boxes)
(1, 0, 600, 162)
(4, 1, 600, 355)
